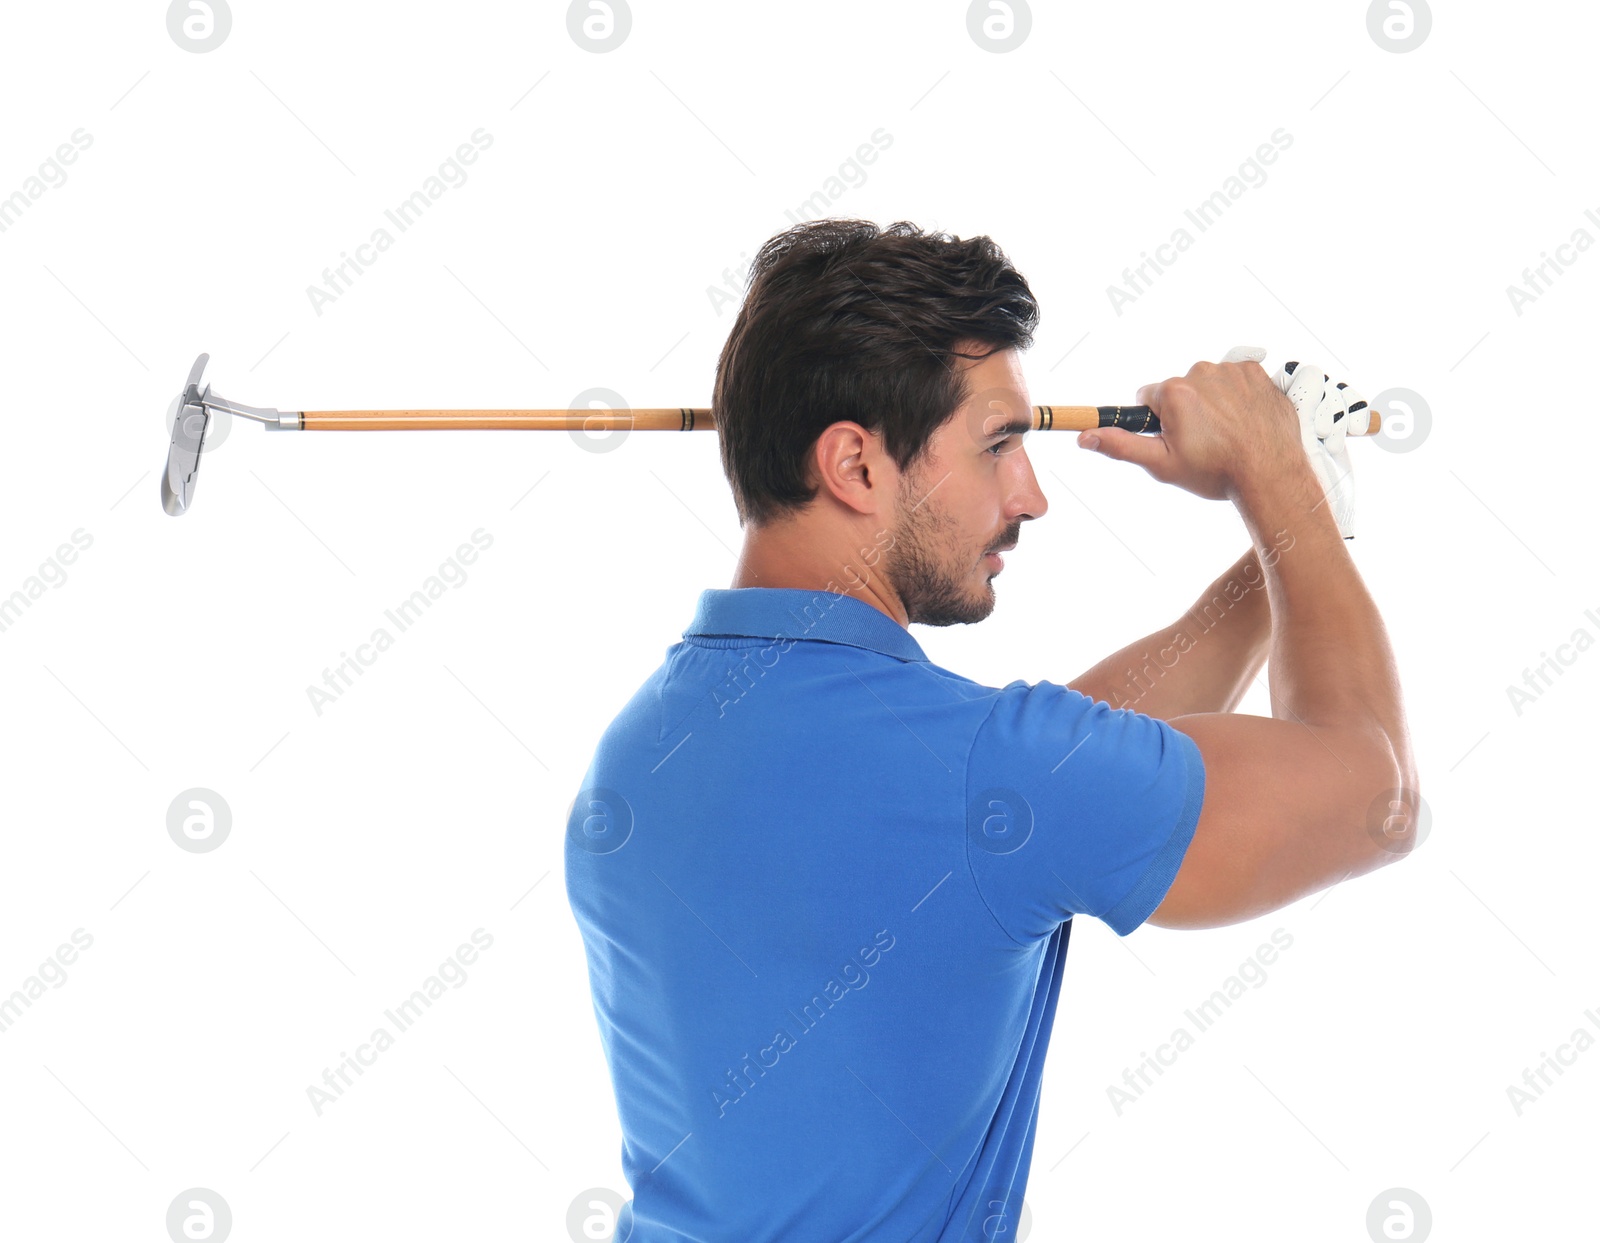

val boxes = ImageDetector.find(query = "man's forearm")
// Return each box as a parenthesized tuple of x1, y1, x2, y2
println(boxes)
(1068, 548, 1272, 719)
(1233, 462, 1416, 787)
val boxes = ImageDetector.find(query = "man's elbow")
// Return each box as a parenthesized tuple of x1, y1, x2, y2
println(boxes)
(1359, 741, 1424, 865)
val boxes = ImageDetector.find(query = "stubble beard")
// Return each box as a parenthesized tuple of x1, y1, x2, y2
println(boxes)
(883, 469, 998, 628)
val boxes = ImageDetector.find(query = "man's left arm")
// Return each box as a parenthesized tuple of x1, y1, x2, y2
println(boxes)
(1067, 547, 1270, 720)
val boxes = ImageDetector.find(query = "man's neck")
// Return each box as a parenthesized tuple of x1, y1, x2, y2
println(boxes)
(731, 525, 907, 627)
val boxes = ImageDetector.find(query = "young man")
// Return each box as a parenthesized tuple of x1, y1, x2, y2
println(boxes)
(565, 219, 1418, 1241)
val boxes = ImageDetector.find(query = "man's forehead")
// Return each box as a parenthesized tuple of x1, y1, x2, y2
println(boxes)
(953, 348, 1032, 437)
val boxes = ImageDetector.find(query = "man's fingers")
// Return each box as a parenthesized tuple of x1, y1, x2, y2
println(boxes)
(1078, 425, 1168, 474)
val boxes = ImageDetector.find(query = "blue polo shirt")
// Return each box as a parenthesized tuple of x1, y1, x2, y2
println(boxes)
(565, 587, 1205, 1242)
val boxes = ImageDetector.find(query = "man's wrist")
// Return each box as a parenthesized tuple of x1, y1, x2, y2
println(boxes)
(1228, 457, 1324, 538)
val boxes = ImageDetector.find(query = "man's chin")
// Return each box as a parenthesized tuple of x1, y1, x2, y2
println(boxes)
(908, 588, 997, 628)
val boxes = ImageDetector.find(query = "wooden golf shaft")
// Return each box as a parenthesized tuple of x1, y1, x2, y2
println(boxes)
(299, 406, 1385, 435)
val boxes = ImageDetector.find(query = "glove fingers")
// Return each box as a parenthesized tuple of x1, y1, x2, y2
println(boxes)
(1220, 344, 1268, 364)
(1333, 380, 1373, 437)
(1316, 380, 1358, 441)
(1277, 360, 1326, 429)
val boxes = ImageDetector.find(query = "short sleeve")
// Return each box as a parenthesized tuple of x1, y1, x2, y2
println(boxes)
(964, 680, 1206, 941)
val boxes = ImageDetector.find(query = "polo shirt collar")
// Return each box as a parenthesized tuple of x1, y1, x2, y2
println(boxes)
(685, 587, 929, 663)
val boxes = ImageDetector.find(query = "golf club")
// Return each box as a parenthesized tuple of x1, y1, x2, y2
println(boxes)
(159, 352, 1384, 516)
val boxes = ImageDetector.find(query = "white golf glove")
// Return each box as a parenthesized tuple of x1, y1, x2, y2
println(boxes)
(1219, 345, 1364, 539)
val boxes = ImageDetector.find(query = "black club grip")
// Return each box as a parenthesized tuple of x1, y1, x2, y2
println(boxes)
(1096, 405, 1161, 434)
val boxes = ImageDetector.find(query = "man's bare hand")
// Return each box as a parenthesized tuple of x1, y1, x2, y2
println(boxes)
(1076, 359, 1307, 503)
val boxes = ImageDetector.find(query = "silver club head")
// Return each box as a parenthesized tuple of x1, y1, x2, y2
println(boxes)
(162, 353, 211, 517)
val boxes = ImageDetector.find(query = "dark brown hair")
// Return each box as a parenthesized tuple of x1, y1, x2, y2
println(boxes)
(712, 219, 1040, 527)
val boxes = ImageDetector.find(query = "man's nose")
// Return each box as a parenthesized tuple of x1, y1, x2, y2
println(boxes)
(1011, 450, 1048, 520)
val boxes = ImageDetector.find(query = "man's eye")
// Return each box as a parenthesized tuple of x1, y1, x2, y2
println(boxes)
(988, 438, 1012, 456)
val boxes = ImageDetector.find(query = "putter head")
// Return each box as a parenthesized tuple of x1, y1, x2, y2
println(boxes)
(162, 353, 211, 516)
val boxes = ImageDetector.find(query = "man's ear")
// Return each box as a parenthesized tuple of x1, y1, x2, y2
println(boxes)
(813, 423, 881, 516)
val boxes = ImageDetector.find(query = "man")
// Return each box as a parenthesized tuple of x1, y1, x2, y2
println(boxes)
(565, 219, 1418, 1241)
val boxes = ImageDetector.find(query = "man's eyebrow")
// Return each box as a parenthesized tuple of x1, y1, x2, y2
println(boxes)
(982, 417, 1034, 438)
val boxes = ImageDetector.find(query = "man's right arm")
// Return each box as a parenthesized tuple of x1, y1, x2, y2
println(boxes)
(1076, 358, 1419, 929)
(1150, 450, 1419, 929)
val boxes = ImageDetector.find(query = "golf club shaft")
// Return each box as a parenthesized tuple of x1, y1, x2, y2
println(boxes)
(292, 406, 1383, 435)
(296, 406, 1144, 432)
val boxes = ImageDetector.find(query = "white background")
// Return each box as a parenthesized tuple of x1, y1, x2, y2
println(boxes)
(0, 1, 1593, 1240)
